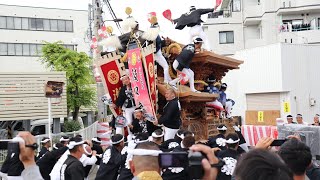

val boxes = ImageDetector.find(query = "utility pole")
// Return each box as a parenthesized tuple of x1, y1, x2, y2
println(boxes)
(92, 0, 107, 121)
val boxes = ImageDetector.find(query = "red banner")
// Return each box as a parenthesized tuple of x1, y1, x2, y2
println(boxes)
(100, 60, 122, 115)
(144, 53, 157, 113)
(127, 48, 155, 121)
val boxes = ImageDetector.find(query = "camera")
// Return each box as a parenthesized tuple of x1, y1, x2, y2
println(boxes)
(159, 151, 205, 179)
(0, 140, 20, 154)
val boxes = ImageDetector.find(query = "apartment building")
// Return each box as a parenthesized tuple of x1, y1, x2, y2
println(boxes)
(0, 4, 89, 72)
(204, 0, 320, 55)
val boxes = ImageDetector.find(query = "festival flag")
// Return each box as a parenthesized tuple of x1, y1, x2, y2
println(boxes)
(127, 47, 156, 121)
(142, 45, 157, 113)
(95, 53, 125, 117)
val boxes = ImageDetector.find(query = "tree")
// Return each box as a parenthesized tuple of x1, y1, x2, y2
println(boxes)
(40, 42, 96, 121)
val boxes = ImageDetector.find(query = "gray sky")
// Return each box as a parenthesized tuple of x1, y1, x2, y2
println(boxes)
(1, 0, 215, 43)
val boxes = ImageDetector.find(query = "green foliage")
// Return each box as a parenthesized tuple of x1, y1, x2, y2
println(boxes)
(40, 42, 96, 120)
(63, 120, 82, 132)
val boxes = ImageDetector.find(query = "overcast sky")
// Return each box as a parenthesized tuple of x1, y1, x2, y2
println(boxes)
(1, 0, 215, 43)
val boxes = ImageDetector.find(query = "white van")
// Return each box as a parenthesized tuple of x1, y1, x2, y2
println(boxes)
(30, 118, 64, 136)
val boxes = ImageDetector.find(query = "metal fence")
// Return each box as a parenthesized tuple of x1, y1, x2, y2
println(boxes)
(34, 121, 99, 149)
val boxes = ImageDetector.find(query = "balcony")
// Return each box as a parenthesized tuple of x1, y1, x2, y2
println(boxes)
(278, 0, 320, 15)
(279, 23, 312, 32)
(279, 27, 320, 44)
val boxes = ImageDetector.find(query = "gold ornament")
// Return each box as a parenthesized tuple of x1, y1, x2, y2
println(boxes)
(107, 70, 119, 85)
(106, 26, 113, 34)
(125, 7, 132, 15)
(150, 16, 158, 25)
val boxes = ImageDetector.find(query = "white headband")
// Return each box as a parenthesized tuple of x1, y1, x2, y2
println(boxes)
(53, 144, 59, 150)
(83, 144, 92, 155)
(152, 132, 164, 138)
(177, 133, 184, 139)
(217, 126, 227, 131)
(225, 138, 240, 144)
(67, 140, 85, 149)
(60, 137, 69, 142)
(41, 138, 50, 143)
(134, 109, 143, 113)
(128, 149, 162, 156)
(92, 137, 102, 143)
(120, 75, 129, 80)
(134, 139, 149, 144)
(112, 136, 124, 145)
(296, 114, 303, 118)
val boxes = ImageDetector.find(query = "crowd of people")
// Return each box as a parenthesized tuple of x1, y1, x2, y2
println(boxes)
(286, 114, 320, 126)
(1, 122, 320, 180)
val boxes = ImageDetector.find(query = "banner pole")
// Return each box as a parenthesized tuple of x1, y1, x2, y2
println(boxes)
(48, 98, 52, 148)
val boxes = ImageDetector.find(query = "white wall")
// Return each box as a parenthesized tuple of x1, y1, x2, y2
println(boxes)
(222, 43, 283, 120)
(205, 23, 244, 55)
(224, 43, 320, 124)
(0, 4, 89, 72)
(281, 44, 320, 123)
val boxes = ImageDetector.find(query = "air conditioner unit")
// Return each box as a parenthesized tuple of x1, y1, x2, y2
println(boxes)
(310, 98, 316, 106)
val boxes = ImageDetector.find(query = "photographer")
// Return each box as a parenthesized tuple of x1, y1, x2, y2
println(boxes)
(18, 131, 44, 180)
(161, 132, 196, 180)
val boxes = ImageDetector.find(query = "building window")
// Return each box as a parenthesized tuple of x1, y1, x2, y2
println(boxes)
(65, 20, 73, 32)
(36, 19, 44, 30)
(219, 31, 234, 44)
(43, 19, 50, 31)
(50, 20, 58, 31)
(7, 17, 14, 29)
(0, 42, 74, 56)
(232, 0, 241, 12)
(0, 17, 6, 29)
(0, 43, 7, 55)
(0, 16, 73, 32)
(8, 44, 15, 55)
(57, 20, 66, 31)
(15, 44, 23, 56)
(14, 17, 22, 29)
(21, 18, 29, 30)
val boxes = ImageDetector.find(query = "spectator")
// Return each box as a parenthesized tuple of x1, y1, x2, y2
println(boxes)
(286, 115, 296, 124)
(17, 131, 44, 180)
(95, 134, 125, 180)
(162, 133, 196, 180)
(155, 88, 181, 141)
(60, 136, 85, 180)
(234, 149, 293, 180)
(278, 138, 312, 180)
(312, 114, 320, 126)
(37, 137, 51, 159)
(296, 114, 308, 125)
(129, 141, 163, 179)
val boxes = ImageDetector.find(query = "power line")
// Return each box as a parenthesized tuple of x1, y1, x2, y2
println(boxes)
(103, 0, 123, 34)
